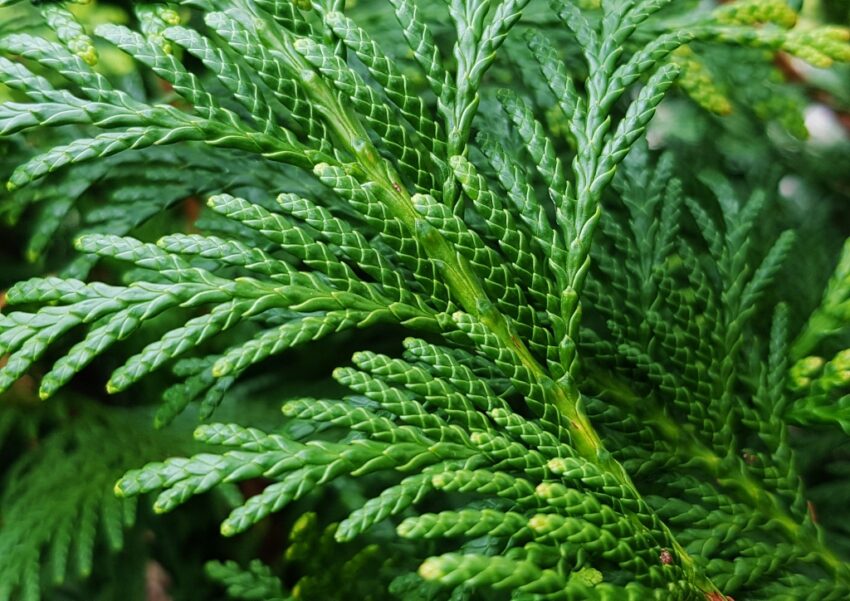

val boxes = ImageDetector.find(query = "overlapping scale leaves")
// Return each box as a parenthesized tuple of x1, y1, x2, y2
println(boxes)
(582, 146, 850, 599)
(116, 336, 698, 600)
(1, 0, 850, 600)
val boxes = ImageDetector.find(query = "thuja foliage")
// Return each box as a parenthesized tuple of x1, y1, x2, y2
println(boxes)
(2, 0, 850, 599)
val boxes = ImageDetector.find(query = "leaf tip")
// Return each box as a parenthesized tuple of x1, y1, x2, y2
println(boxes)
(418, 557, 443, 581)
(220, 522, 236, 537)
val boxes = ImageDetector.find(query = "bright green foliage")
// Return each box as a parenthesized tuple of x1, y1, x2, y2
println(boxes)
(1, 0, 850, 600)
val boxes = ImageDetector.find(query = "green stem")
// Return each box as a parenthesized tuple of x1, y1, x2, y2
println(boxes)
(316, 71, 721, 600)
(251, 6, 722, 594)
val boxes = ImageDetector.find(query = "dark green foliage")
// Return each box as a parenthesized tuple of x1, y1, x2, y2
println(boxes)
(1, 0, 850, 600)
(0, 404, 193, 601)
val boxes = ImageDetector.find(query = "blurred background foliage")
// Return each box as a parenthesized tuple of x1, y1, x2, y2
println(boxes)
(1, 0, 849, 599)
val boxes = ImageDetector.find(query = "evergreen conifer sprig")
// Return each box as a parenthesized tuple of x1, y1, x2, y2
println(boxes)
(1, 0, 850, 599)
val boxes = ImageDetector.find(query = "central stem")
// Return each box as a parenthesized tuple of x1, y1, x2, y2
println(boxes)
(253, 9, 722, 594)
(317, 83, 720, 597)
